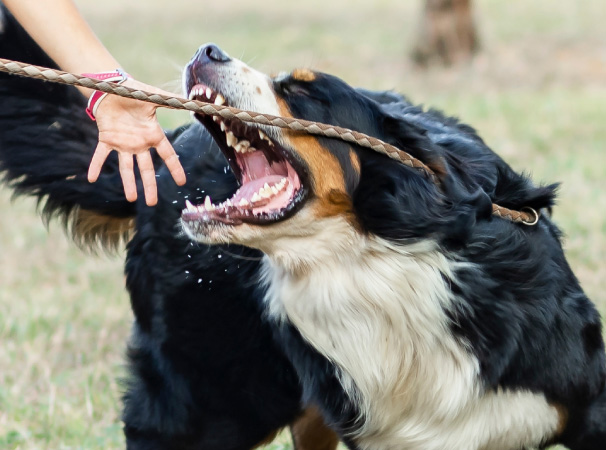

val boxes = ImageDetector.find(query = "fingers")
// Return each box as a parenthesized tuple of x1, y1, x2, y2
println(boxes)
(88, 142, 112, 183)
(118, 151, 138, 202)
(156, 137, 187, 186)
(136, 152, 158, 206)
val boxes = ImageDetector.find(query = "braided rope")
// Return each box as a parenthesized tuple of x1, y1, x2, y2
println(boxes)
(492, 205, 538, 226)
(0, 58, 538, 225)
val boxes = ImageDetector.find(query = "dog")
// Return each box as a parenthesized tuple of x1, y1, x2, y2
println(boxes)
(179, 44, 606, 450)
(0, 10, 341, 450)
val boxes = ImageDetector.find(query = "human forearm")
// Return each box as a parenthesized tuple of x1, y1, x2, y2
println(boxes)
(4, 0, 120, 96)
(4, 0, 186, 204)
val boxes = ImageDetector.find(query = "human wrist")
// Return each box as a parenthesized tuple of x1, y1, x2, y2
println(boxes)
(83, 70, 130, 120)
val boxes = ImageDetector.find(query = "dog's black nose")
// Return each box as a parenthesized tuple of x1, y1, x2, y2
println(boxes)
(197, 43, 231, 63)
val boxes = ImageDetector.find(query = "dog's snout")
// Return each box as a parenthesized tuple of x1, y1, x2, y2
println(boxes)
(197, 43, 231, 64)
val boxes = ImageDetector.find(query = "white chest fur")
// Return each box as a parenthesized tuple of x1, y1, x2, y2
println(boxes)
(262, 221, 559, 450)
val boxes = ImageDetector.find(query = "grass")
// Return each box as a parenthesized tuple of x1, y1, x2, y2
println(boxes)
(1, 0, 605, 448)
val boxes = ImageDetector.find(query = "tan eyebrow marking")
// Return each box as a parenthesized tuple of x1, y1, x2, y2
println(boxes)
(291, 68, 316, 82)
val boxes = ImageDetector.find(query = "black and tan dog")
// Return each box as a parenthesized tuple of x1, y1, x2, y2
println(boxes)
(180, 44, 606, 450)
(0, 10, 339, 450)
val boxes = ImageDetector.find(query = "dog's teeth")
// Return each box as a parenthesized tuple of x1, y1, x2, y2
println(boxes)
(259, 184, 273, 198)
(226, 131, 237, 147)
(213, 116, 220, 122)
(204, 196, 215, 211)
(185, 200, 196, 211)
(215, 94, 225, 105)
(239, 198, 249, 207)
(235, 140, 251, 153)
(258, 130, 274, 146)
(251, 192, 261, 203)
(275, 178, 287, 190)
(205, 88, 212, 99)
(271, 186, 279, 195)
(259, 130, 273, 145)
(220, 121, 226, 131)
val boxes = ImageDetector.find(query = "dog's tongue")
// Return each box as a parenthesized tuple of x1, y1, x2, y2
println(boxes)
(243, 151, 281, 180)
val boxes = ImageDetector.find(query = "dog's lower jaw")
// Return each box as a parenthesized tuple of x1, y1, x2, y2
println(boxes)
(181, 202, 362, 272)
(180, 218, 234, 245)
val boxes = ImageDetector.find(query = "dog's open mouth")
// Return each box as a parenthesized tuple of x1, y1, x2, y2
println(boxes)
(181, 83, 308, 227)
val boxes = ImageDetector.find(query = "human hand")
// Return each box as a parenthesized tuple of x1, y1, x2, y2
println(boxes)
(87, 78, 186, 206)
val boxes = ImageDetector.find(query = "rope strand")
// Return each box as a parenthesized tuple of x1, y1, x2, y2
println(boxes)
(0, 58, 538, 225)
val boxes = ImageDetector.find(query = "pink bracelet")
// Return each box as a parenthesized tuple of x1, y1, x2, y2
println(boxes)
(82, 69, 130, 121)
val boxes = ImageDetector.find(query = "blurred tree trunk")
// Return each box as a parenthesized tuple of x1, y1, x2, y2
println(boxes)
(412, 0, 479, 66)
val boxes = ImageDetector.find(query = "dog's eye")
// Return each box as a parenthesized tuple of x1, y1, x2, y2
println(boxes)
(276, 81, 309, 97)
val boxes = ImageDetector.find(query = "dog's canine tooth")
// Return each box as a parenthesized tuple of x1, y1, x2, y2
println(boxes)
(226, 131, 237, 148)
(215, 94, 225, 105)
(205, 88, 212, 99)
(259, 129, 272, 144)
(259, 130, 274, 146)
(185, 199, 196, 211)
(220, 121, 226, 132)
(204, 196, 214, 211)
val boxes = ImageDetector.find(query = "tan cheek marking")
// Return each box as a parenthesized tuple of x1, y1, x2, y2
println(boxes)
(349, 148, 361, 175)
(255, 86, 262, 94)
(242, 66, 251, 74)
(276, 98, 353, 220)
(291, 68, 316, 82)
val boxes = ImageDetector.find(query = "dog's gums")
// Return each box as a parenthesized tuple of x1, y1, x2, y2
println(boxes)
(181, 83, 306, 227)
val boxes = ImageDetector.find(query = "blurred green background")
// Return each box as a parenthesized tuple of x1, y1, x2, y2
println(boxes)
(0, 0, 604, 448)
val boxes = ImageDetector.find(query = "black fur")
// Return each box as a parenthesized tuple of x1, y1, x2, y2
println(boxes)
(268, 70, 606, 448)
(4, 11, 605, 448)
(0, 11, 304, 449)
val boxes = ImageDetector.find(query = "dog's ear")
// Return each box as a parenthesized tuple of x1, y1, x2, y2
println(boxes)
(353, 112, 493, 244)
(381, 113, 451, 181)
